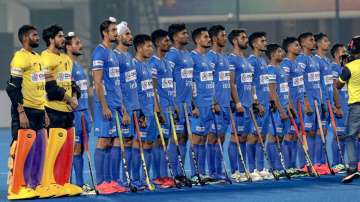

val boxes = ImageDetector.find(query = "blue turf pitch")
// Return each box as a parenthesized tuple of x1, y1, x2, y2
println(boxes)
(1, 128, 359, 202)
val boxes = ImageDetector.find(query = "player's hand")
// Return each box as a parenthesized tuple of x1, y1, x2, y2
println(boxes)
(65, 96, 78, 110)
(192, 107, 200, 118)
(235, 102, 245, 115)
(289, 107, 297, 119)
(45, 112, 50, 128)
(139, 116, 147, 128)
(257, 103, 265, 117)
(304, 98, 313, 115)
(158, 112, 166, 124)
(19, 111, 29, 128)
(280, 110, 289, 121)
(154, 104, 160, 113)
(102, 105, 112, 119)
(334, 107, 344, 118)
(122, 111, 130, 125)
(213, 104, 221, 114)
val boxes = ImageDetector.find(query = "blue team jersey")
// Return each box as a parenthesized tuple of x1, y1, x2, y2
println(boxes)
(72, 61, 88, 111)
(165, 47, 194, 104)
(281, 58, 305, 103)
(331, 62, 348, 108)
(191, 50, 215, 107)
(134, 58, 154, 116)
(268, 65, 289, 107)
(114, 49, 140, 112)
(149, 55, 175, 108)
(92, 44, 122, 108)
(297, 53, 321, 101)
(315, 54, 334, 105)
(248, 54, 269, 105)
(207, 50, 231, 107)
(228, 53, 254, 108)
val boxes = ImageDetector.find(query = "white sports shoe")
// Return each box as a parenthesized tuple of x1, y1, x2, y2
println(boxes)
(231, 171, 241, 182)
(250, 170, 263, 181)
(259, 169, 274, 180)
(238, 172, 249, 182)
(81, 184, 97, 195)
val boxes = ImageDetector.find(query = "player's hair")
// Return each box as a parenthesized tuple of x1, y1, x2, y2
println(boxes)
(282, 37, 298, 53)
(191, 27, 208, 44)
(18, 25, 37, 44)
(168, 23, 186, 42)
(65, 34, 76, 53)
(208, 25, 225, 39)
(298, 32, 313, 46)
(42, 24, 63, 47)
(248, 31, 266, 49)
(228, 29, 246, 46)
(151, 29, 168, 48)
(330, 43, 344, 58)
(134, 34, 152, 52)
(100, 20, 116, 39)
(265, 43, 281, 60)
(314, 33, 328, 43)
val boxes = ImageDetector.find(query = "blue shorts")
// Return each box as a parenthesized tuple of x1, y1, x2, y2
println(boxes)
(269, 110, 291, 137)
(191, 106, 213, 136)
(93, 102, 121, 138)
(134, 111, 157, 141)
(210, 107, 230, 135)
(335, 106, 348, 136)
(289, 100, 303, 135)
(254, 104, 270, 135)
(74, 110, 92, 144)
(174, 101, 192, 135)
(234, 106, 253, 135)
(304, 99, 327, 132)
(121, 111, 134, 138)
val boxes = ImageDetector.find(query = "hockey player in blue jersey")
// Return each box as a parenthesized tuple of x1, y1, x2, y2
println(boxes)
(297, 32, 325, 174)
(313, 33, 336, 174)
(190, 27, 214, 182)
(280, 37, 304, 174)
(65, 32, 96, 195)
(149, 29, 176, 188)
(227, 29, 259, 181)
(113, 21, 138, 186)
(330, 44, 348, 172)
(91, 17, 128, 194)
(247, 32, 273, 180)
(165, 24, 194, 178)
(266, 44, 289, 177)
(207, 25, 231, 182)
(132, 34, 157, 190)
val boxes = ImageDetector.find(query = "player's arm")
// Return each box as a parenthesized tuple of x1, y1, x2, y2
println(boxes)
(337, 65, 350, 89)
(229, 65, 244, 113)
(269, 82, 287, 120)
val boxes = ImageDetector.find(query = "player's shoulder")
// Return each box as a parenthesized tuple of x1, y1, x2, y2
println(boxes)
(92, 44, 108, 57)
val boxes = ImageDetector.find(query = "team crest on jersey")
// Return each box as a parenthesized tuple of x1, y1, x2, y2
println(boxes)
(219, 71, 230, 81)
(125, 69, 137, 82)
(141, 79, 153, 91)
(109, 67, 120, 78)
(161, 78, 174, 88)
(181, 68, 193, 79)
(241, 73, 253, 83)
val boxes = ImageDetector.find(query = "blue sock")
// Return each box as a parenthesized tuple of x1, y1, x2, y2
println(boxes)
(246, 143, 256, 172)
(94, 148, 106, 185)
(110, 146, 121, 182)
(256, 143, 264, 171)
(357, 141, 360, 163)
(152, 145, 161, 179)
(190, 144, 200, 176)
(215, 143, 223, 176)
(340, 140, 345, 164)
(228, 142, 238, 173)
(282, 140, 291, 168)
(104, 147, 111, 182)
(168, 142, 179, 176)
(239, 142, 247, 172)
(206, 143, 215, 177)
(298, 140, 305, 168)
(73, 154, 84, 186)
(267, 142, 276, 170)
(290, 140, 298, 168)
(160, 146, 168, 177)
(314, 135, 322, 164)
(274, 143, 282, 170)
(123, 147, 132, 182)
(143, 148, 152, 182)
(332, 139, 340, 166)
(131, 148, 140, 182)
(199, 144, 206, 175)
(307, 136, 315, 163)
